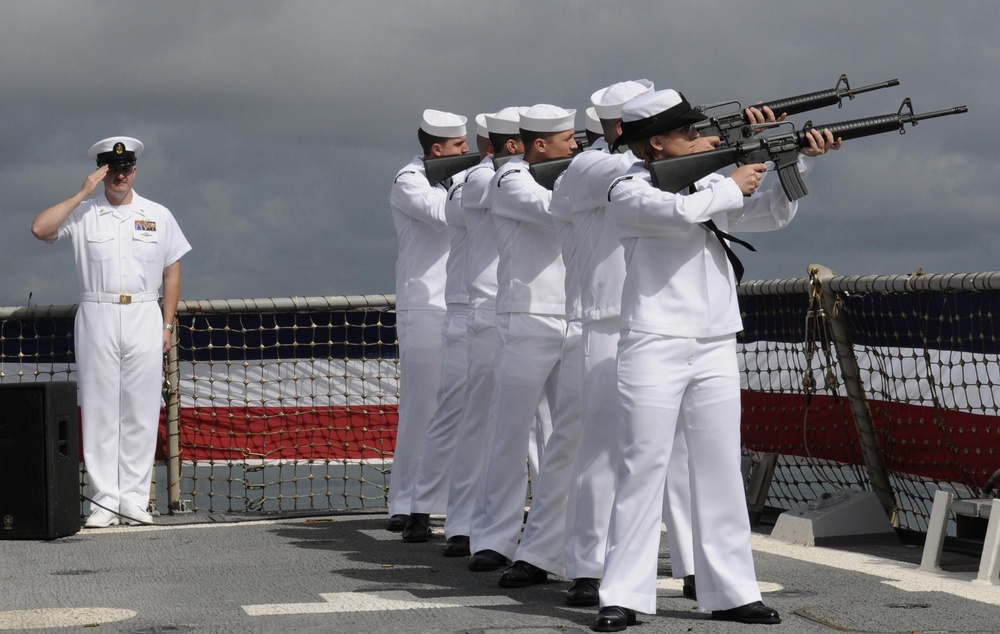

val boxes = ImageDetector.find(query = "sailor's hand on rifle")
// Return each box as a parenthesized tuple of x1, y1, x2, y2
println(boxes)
(731, 163, 769, 196)
(692, 134, 722, 153)
(799, 128, 842, 157)
(746, 104, 785, 135)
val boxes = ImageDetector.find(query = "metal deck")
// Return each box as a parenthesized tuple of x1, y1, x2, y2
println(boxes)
(2, 512, 997, 633)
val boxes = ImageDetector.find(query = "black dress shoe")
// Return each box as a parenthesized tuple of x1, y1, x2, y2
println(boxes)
(711, 600, 781, 624)
(682, 574, 697, 600)
(591, 606, 636, 632)
(385, 514, 409, 532)
(498, 560, 548, 588)
(401, 513, 431, 543)
(468, 549, 508, 572)
(566, 577, 600, 607)
(442, 535, 470, 557)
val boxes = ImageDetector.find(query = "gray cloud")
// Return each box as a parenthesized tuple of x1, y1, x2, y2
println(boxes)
(1, 0, 996, 307)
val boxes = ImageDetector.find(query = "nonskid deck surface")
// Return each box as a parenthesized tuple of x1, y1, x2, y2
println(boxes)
(1, 512, 996, 633)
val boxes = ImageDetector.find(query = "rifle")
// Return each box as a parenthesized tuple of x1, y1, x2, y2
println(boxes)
(650, 98, 967, 201)
(529, 156, 574, 190)
(492, 154, 519, 171)
(423, 152, 482, 186)
(694, 74, 900, 146)
(526, 130, 596, 190)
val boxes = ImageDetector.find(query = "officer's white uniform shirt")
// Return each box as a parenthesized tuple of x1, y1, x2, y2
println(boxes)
(490, 155, 566, 316)
(56, 191, 191, 290)
(461, 157, 499, 307)
(390, 156, 449, 311)
(609, 154, 814, 337)
(443, 173, 470, 307)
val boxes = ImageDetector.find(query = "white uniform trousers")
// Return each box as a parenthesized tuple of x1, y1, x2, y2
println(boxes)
(600, 331, 759, 614)
(443, 305, 496, 538)
(389, 308, 447, 517)
(662, 419, 694, 579)
(512, 319, 583, 576)
(566, 320, 695, 580)
(410, 305, 470, 514)
(470, 312, 564, 557)
(76, 301, 163, 512)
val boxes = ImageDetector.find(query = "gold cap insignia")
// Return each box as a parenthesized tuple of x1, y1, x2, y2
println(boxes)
(114, 142, 125, 155)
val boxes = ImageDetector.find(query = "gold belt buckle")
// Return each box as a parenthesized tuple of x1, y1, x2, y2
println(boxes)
(119, 293, 132, 304)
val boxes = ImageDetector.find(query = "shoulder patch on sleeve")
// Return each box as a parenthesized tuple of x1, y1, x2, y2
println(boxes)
(497, 168, 523, 188)
(393, 170, 418, 184)
(608, 175, 634, 202)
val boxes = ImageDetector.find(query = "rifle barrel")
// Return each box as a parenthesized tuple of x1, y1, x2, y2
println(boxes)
(847, 78, 901, 96)
(762, 78, 900, 117)
(802, 105, 967, 143)
(909, 105, 969, 122)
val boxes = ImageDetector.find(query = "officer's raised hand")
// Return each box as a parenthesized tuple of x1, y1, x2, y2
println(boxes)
(81, 165, 109, 198)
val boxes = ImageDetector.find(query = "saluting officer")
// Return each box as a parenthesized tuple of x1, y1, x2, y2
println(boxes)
(31, 136, 191, 528)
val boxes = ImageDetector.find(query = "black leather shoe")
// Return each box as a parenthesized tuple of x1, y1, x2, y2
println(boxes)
(711, 601, 781, 624)
(385, 514, 408, 532)
(682, 574, 697, 600)
(442, 535, 470, 557)
(498, 560, 548, 588)
(468, 549, 508, 572)
(591, 606, 636, 632)
(401, 513, 431, 542)
(566, 577, 600, 607)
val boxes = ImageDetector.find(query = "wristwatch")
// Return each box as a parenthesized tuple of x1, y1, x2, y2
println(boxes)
(164, 323, 175, 332)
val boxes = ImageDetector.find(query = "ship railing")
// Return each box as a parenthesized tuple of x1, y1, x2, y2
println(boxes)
(3, 268, 999, 537)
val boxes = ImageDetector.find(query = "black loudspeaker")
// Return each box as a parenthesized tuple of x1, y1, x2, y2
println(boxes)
(0, 382, 81, 539)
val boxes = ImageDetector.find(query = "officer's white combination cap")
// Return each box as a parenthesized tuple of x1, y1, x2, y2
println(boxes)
(520, 104, 576, 133)
(421, 109, 467, 138)
(475, 113, 490, 138)
(585, 107, 602, 135)
(591, 79, 654, 120)
(485, 106, 529, 135)
(88, 136, 144, 161)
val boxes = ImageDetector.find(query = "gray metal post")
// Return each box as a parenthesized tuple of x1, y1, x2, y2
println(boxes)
(809, 264, 897, 519)
(165, 323, 183, 512)
(974, 499, 1000, 585)
(919, 489, 953, 571)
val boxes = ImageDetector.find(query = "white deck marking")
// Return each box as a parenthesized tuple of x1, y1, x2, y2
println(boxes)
(752, 534, 1000, 605)
(655, 578, 783, 594)
(0, 608, 136, 630)
(243, 590, 519, 616)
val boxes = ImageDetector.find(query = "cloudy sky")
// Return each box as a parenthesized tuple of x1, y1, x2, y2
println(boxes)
(0, 1, 994, 307)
